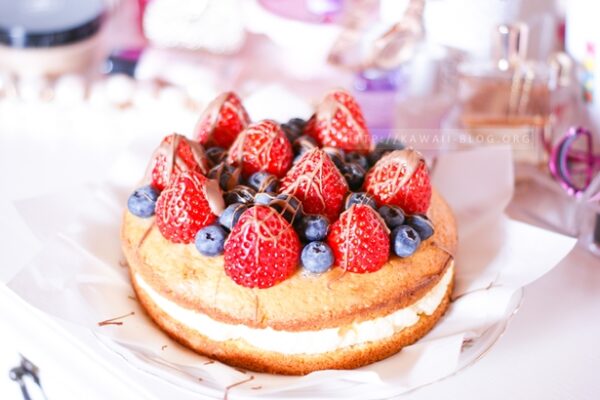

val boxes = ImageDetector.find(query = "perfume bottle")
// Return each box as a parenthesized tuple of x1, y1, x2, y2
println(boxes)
(452, 23, 554, 166)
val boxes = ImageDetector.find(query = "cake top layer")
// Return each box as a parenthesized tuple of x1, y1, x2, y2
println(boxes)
(125, 89, 447, 293)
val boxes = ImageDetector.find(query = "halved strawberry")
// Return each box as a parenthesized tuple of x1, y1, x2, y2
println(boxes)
(147, 133, 209, 191)
(227, 120, 293, 178)
(224, 206, 300, 288)
(305, 89, 373, 153)
(194, 92, 250, 148)
(155, 170, 217, 244)
(279, 148, 348, 221)
(327, 204, 390, 273)
(364, 149, 431, 214)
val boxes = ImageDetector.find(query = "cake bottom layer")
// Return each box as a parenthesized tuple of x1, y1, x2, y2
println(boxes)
(132, 274, 453, 375)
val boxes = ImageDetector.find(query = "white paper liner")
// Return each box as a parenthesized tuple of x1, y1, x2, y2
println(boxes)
(7, 145, 576, 398)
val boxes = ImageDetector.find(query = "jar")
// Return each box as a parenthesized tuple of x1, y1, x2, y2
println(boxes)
(0, 0, 106, 78)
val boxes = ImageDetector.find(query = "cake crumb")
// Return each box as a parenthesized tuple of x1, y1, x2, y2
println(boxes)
(223, 376, 254, 400)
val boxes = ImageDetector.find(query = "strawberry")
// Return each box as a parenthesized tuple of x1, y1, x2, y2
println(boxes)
(279, 148, 348, 221)
(147, 133, 209, 191)
(194, 92, 250, 148)
(224, 206, 300, 288)
(155, 170, 217, 244)
(227, 120, 293, 178)
(327, 204, 390, 273)
(305, 89, 373, 154)
(364, 149, 432, 214)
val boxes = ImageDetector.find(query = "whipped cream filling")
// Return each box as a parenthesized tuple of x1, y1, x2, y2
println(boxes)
(135, 263, 453, 355)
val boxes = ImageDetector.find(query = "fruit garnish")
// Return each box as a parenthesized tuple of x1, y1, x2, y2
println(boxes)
(301, 241, 334, 274)
(147, 133, 209, 191)
(297, 214, 329, 242)
(223, 185, 256, 205)
(227, 120, 293, 178)
(194, 92, 250, 148)
(344, 192, 376, 210)
(327, 204, 390, 273)
(341, 162, 365, 191)
(195, 225, 227, 256)
(391, 225, 421, 257)
(247, 171, 279, 193)
(219, 203, 249, 230)
(305, 89, 373, 153)
(127, 185, 160, 218)
(378, 205, 406, 229)
(224, 206, 300, 288)
(364, 149, 432, 214)
(406, 214, 434, 241)
(279, 148, 348, 221)
(155, 170, 217, 244)
(208, 162, 241, 191)
(269, 194, 303, 224)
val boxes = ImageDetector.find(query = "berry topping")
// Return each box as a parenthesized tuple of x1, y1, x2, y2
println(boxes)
(219, 203, 249, 230)
(248, 171, 279, 193)
(227, 120, 293, 178)
(205, 146, 227, 166)
(281, 119, 305, 143)
(148, 133, 209, 191)
(322, 147, 346, 170)
(406, 214, 434, 241)
(305, 89, 372, 153)
(254, 192, 277, 205)
(345, 152, 369, 170)
(344, 192, 377, 210)
(194, 92, 250, 148)
(364, 149, 432, 214)
(327, 204, 390, 273)
(297, 214, 329, 242)
(392, 225, 421, 257)
(155, 170, 217, 244)
(127, 185, 160, 218)
(279, 148, 348, 221)
(341, 162, 366, 191)
(208, 162, 241, 191)
(292, 135, 318, 156)
(195, 225, 227, 256)
(378, 205, 406, 229)
(301, 241, 334, 274)
(224, 206, 300, 288)
(288, 117, 307, 129)
(269, 193, 303, 224)
(224, 185, 256, 205)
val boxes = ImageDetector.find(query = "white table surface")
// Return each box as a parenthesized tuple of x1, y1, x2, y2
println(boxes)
(1, 95, 599, 400)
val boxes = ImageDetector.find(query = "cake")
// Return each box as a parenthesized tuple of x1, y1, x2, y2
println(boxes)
(121, 90, 458, 375)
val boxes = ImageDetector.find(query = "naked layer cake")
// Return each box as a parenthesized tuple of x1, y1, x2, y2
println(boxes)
(121, 90, 457, 375)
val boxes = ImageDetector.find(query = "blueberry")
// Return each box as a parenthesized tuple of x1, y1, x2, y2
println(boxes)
(195, 225, 227, 256)
(368, 139, 405, 166)
(297, 215, 329, 242)
(254, 192, 277, 205)
(281, 123, 302, 143)
(248, 171, 279, 193)
(323, 147, 346, 170)
(224, 185, 256, 205)
(345, 192, 377, 210)
(345, 152, 369, 170)
(301, 241, 334, 274)
(219, 203, 248, 230)
(292, 135, 317, 156)
(392, 225, 421, 257)
(342, 162, 365, 191)
(270, 194, 303, 223)
(208, 162, 240, 191)
(288, 117, 307, 129)
(205, 146, 226, 166)
(406, 214, 434, 241)
(378, 205, 405, 229)
(127, 185, 160, 218)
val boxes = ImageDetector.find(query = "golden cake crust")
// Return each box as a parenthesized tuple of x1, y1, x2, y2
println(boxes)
(121, 189, 457, 331)
(132, 271, 453, 375)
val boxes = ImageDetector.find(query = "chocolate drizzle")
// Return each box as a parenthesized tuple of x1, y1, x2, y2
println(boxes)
(223, 376, 255, 400)
(98, 311, 135, 327)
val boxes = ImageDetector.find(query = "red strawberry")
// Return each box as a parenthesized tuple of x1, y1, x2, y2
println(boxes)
(224, 206, 300, 288)
(279, 148, 348, 221)
(155, 170, 217, 244)
(194, 92, 250, 148)
(364, 149, 432, 214)
(147, 133, 209, 191)
(305, 89, 372, 153)
(227, 120, 293, 178)
(327, 204, 390, 273)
